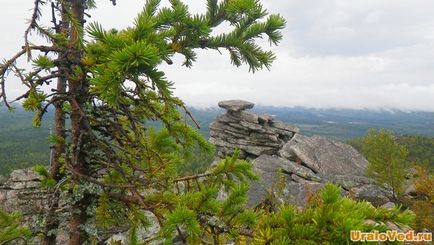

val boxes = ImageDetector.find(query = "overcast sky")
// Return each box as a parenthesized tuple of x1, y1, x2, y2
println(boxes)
(1, 0, 434, 111)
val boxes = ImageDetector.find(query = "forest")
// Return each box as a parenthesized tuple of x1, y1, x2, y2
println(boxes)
(1, 106, 433, 176)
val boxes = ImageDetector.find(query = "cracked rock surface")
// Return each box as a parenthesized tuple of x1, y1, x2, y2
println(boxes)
(210, 100, 392, 208)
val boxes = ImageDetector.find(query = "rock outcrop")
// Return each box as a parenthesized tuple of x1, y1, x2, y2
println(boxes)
(0, 168, 71, 244)
(0, 99, 401, 244)
(0, 169, 47, 215)
(0, 169, 158, 244)
(210, 100, 299, 160)
(210, 100, 392, 208)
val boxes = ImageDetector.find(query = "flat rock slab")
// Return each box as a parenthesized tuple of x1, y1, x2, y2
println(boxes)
(218, 100, 254, 112)
(247, 154, 388, 208)
(271, 120, 300, 133)
(280, 134, 368, 176)
(9, 168, 41, 182)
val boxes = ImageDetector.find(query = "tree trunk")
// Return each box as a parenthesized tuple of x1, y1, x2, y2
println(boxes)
(66, 1, 91, 245)
(42, 81, 66, 245)
(42, 3, 69, 245)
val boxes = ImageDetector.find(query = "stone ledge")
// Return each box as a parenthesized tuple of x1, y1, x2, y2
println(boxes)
(218, 100, 254, 112)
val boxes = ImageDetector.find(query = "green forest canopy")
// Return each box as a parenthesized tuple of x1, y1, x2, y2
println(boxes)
(1, 107, 433, 176)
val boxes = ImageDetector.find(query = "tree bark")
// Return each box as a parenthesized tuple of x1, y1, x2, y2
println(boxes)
(42, 76, 66, 245)
(42, 2, 68, 244)
(66, 1, 91, 245)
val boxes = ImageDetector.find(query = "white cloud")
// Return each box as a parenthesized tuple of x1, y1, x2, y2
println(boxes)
(1, 0, 434, 111)
(365, 10, 384, 24)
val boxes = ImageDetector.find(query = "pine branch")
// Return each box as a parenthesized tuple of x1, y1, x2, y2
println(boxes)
(24, 0, 46, 59)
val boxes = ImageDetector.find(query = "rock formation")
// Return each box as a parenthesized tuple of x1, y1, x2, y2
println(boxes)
(0, 168, 71, 244)
(210, 100, 392, 208)
(210, 100, 299, 160)
(0, 168, 47, 215)
(0, 168, 158, 244)
(0, 99, 409, 244)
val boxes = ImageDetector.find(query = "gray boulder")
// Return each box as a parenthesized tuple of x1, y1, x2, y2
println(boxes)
(245, 135, 391, 208)
(333, 175, 374, 190)
(381, 202, 396, 209)
(248, 155, 324, 208)
(106, 211, 161, 245)
(353, 184, 391, 206)
(0, 168, 45, 214)
(247, 155, 288, 208)
(9, 168, 41, 182)
(279, 134, 368, 177)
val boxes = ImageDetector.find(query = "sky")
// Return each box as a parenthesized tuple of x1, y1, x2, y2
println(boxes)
(1, 0, 434, 111)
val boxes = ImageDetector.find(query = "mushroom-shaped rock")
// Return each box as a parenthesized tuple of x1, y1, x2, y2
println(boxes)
(218, 100, 254, 112)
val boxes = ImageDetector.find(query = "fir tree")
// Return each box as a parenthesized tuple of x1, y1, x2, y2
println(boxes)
(0, 0, 285, 244)
(253, 183, 414, 244)
(361, 129, 408, 199)
(0, 1, 416, 244)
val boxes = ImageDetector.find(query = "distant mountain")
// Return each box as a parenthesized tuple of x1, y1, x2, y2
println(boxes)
(1, 105, 433, 174)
